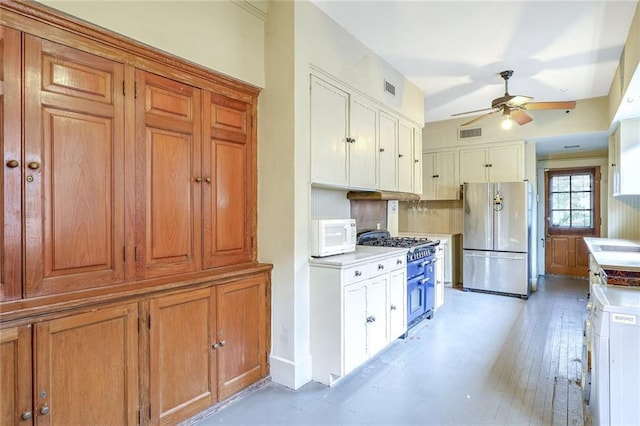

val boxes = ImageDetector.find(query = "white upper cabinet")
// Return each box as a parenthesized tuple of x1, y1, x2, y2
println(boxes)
(459, 142, 524, 183)
(349, 95, 378, 189)
(398, 120, 415, 193)
(310, 76, 350, 187)
(413, 127, 423, 196)
(378, 111, 399, 191)
(612, 118, 640, 196)
(422, 149, 460, 200)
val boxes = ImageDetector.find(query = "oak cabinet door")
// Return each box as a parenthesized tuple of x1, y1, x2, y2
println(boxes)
(1, 25, 22, 301)
(22, 35, 126, 297)
(0, 326, 32, 425)
(216, 275, 267, 399)
(135, 70, 202, 279)
(34, 303, 139, 425)
(149, 288, 216, 425)
(202, 91, 252, 268)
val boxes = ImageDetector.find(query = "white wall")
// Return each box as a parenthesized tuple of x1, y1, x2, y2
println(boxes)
(40, 0, 266, 88)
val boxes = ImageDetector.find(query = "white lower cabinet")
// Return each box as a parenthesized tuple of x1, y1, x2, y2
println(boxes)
(310, 250, 407, 386)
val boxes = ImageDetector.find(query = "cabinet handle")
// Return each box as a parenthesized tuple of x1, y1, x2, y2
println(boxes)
(366, 316, 376, 323)
(611, 163, 616, 167)
(354, 270, 362, 277)
(212, 343, 219, 349)
(205, 177, 212, 184)
(39, 406, 50, 416)
(396, 259, 403, 265)
(390, 305, 397, 311)
(593, 272, 600, 277)
(345, 137, 356, 144)
(6, 159, 19, 168)
(21, 411, 32, 421)
(398, 154, 404, 158)
(379, 148, 385, 153)
(414, 159, 419, 163)
(432, 175, 439, 178)
(28, 161, 40, 170)
(194, 177, 202, 183)
(378, 264, 384, 270)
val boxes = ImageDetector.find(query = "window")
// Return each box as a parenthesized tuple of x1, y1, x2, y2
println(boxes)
(545, 167, 600, 235)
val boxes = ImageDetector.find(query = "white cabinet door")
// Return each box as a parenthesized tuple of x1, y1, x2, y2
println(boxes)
(398, 121, 414, 193)
(378, 111, 398, 191)
(310, 76, 349, 186)
(388, 267, 407, 340)
(343, 281, 367, 374)
(413, 127, 423, 196)
(366, 275, 388, 357)
(434, 249, 445, 309)
(423, 150, 460, 200)
(459, 147, 488, 183)
(489, 144, 522, 182)
(349, 96, 378, 189)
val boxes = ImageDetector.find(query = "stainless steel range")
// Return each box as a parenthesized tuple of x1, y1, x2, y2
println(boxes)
(357, 230, 440, 327)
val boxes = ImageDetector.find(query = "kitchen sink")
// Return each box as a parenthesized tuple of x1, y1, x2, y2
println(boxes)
(598, 245, 640, 253)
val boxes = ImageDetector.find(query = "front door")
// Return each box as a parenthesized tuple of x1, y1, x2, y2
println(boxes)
(544, 167, 601, 277)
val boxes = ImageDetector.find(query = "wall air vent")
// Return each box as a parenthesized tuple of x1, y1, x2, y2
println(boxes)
(384, 80, 396, 97)
(458, 127, 482, 140)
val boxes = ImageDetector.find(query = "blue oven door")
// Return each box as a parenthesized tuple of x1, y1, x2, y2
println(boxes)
(407, 275, 427, 324)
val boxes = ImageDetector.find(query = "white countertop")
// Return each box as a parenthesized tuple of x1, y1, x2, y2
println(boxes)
(584, 237, 640, 272)
(309, 246, 408, 267)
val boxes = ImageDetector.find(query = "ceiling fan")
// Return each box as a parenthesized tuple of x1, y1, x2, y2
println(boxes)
(451, 70, 577, 128)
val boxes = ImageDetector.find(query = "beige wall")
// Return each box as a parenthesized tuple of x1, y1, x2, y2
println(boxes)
(40, 0, 266, 88)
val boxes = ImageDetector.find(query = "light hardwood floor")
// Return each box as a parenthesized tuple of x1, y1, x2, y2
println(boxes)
(191, 275, 589, 426)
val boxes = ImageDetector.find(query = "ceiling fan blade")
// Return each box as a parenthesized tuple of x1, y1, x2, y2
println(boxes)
(511, 109, 533, 126)
(525, 101, 576, 110)
(461, 109, 499, 126)
(451, 106, 495, 117)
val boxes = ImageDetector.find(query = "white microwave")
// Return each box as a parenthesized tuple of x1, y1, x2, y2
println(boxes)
(310, 219, 357, 257)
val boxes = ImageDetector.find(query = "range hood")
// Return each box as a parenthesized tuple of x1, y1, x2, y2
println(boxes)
(347, 190, 420, 201)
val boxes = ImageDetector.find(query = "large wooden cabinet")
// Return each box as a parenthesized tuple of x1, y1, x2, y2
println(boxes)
(1, 304, 139, 425)
(1, 3, 270, 425)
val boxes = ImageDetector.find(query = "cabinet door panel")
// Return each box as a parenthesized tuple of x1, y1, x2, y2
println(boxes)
(1, 25, 22, 301)
(459, 148, 488, 184)
(413, 128, 423, 196)
(436, 151, 459, 199)
(389, 269, 406, 340)
(203, 92, 252, 268)
(217, 276, 267, 399)
(150, 288, 216, 425)
(378, 112, 398, 191)
(136, 70, 201, 279)
(343, 281, 367, 374)
(349, 97, 377, 189)
(34, 303, 138, 425)
(489, 144, 522, 182)
(0, 326, 32, 425)
(367, 275, 388, 356)
(422, 153, 437, 200)
(398, 122, 414, 192)
(310, 76, 349, 186)
(23, 35, 125, 297)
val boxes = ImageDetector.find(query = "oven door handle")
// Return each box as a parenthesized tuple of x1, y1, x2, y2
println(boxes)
(421, 259, 434, 267)
(420, 277, 431, 284)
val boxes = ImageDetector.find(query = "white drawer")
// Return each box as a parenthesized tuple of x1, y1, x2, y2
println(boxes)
(386, 254, 406, 271)
(342, 263, 371, 284)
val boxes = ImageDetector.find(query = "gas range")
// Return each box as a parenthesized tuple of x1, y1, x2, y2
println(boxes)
(357, 231, 439, 261)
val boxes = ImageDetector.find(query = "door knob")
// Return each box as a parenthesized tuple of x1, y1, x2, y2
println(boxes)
(21, 411, 32, 420)
(205, 177, 212, 183)
(219, 340, 226, 346)
(212, 343, 219, 349)
(194, 177, 202, 183)
(39, 406, 50, 415)
(6, 160, 19, 168)
(28, 161, 40, 170)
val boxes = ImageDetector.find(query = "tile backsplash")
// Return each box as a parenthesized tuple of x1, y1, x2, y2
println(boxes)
(399, 200, 463, 234)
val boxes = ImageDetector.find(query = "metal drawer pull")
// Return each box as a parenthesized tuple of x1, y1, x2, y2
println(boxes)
(396, 259, 403, 265)
(39, 406, 49, 416)
(354, 270, 362, 277)
(366, 316, 376, 323)
(390, 305, 397, 311)
(6, 159, 19, 168)
(28, 161, 40, 170)
(21, 411, 32, 421)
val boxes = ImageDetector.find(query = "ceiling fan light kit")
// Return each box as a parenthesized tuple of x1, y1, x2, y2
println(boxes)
(453, 70, 577, 129)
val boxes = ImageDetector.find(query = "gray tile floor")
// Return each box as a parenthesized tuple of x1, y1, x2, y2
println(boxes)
(194, 275, 589, 426)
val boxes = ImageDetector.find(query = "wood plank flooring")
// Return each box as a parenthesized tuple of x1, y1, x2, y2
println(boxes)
(190, 275, 590, 426)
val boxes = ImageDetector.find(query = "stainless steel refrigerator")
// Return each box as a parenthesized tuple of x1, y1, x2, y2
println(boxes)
(463, 181, 531, 298)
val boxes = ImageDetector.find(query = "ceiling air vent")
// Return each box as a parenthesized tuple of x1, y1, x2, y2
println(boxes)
(384, 80, 396, 97)
(458, 127, 482, 140)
